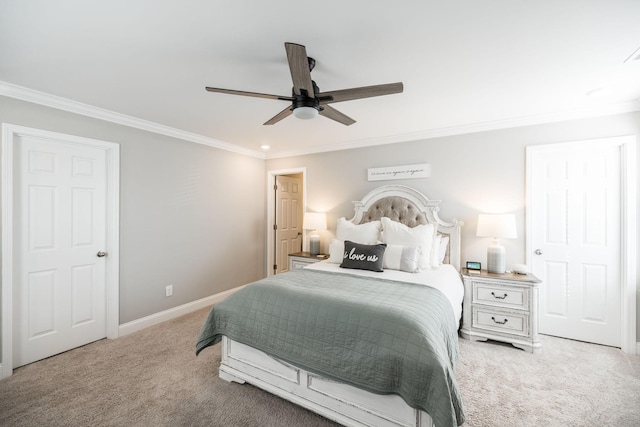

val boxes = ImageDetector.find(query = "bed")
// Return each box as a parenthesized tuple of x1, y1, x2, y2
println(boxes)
(196, 185, 465, 427)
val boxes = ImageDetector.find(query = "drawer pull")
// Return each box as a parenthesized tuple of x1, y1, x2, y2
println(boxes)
(491, 316, 508, 325)
(491, 292, 508, 300)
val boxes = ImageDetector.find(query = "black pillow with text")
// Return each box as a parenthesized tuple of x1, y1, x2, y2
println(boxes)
(340, 240, 387, 272)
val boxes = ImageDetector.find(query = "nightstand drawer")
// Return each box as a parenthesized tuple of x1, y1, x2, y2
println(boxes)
(473, 281, 528, 310)
(288, 252, 323, 271)
(290, 259, 314, 269)
(472, 307, 529, 337)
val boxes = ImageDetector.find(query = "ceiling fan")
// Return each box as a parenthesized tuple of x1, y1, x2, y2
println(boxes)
(205, 42, 403, 126)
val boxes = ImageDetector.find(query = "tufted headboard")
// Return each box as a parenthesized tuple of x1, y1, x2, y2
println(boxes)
(348, 185, 464, 271)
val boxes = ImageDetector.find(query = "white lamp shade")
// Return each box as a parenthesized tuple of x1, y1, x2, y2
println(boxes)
(476, 214, 517, 239)
(303, 212, 327, 230)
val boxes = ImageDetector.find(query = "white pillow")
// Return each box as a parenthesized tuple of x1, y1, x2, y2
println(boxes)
(383, 245, 419, 273)
(336, 217, 381, 244)
(381, 217, 435, 270)
(431, 235, 442, 268)
(439, 235, 449, 264)
(327, 239, 345, 263)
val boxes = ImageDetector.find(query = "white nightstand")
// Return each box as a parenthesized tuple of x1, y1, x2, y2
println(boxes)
(288, 252, 325, 270)
(460, 268, 542, 353)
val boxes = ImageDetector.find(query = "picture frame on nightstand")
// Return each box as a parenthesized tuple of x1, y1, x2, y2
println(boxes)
(466, 261, 481, 274)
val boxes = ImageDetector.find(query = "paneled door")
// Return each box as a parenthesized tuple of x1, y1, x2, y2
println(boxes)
(13, 134, 108, 368)
(528, 139, 622, 347)
(275, 175, 303, 274)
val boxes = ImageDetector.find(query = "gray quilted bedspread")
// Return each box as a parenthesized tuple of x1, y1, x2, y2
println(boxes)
(196, 268, 465, 427)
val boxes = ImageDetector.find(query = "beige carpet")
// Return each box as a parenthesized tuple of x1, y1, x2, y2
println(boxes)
(1, 306, 639, 427)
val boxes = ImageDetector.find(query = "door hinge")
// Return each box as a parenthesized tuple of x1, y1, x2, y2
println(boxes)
(274, 184, 278, 190)
(273, 224, 277, 230)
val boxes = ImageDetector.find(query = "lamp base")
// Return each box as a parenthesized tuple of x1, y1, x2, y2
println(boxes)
(487, 242, 506, 274)
(309, 234, 320, 256)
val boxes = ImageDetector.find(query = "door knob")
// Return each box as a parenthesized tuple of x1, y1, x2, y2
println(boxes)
(97, 251, 107, 257)
(535, 249, 543, 255)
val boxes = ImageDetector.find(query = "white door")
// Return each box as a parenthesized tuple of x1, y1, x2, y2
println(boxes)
(275, 175, 303, 273)
(528, 139, 621, 347)
(13, 134, 108, 367)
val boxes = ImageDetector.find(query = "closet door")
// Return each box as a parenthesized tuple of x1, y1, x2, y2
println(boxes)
(528, 139, 622, 347)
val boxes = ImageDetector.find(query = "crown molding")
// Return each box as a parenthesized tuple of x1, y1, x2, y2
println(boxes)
(265, 99, 640, 159)
(0, 81, 266, 159)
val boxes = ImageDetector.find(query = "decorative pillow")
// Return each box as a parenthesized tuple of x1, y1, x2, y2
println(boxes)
(381, 217, 435, 270)
(383, 245, 419, 273)
(336, 217, 381, 244)
(327, 239, 345, 263)
(340, 240, 386, 272)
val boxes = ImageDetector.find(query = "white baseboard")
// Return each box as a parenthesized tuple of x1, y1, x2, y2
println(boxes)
(118, 285, 246, 337)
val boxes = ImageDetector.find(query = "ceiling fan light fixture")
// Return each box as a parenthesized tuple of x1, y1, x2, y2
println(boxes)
(293, 106, 319, 120)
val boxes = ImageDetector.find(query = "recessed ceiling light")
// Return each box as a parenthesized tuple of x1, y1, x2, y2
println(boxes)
(260, 144, 270, 150)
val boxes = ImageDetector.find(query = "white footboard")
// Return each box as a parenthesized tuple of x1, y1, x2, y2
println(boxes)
(220, 337, 434, 427)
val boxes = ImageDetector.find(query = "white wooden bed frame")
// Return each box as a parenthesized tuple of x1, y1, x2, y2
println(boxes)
(219, 185, 463, 427)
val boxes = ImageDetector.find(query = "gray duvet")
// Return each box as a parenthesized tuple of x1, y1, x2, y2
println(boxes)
(196, 268, 465, 427)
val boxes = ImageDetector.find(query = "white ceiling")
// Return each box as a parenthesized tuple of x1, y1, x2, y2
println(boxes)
(1, 1, 639, 158)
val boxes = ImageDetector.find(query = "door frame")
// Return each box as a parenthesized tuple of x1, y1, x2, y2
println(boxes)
(525, 135, 637, 354)
(1, 124, 120, 378)
(266, 167, 306, 277)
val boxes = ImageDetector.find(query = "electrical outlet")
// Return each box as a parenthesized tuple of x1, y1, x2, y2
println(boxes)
(165, 285, 173, 297)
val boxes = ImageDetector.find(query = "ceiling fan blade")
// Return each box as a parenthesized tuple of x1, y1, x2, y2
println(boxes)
(284, 42, 315, 97)
(319, 105, 356, 126)
(263, 106, 293, 125)
(317, 82, 403, 104)
(205, 87, 293, 101)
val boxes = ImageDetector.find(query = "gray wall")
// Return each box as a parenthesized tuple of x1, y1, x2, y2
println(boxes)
(1, 92, 638, 350)
(266, 111, 640, 339)
(0, 95, 266, 327)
